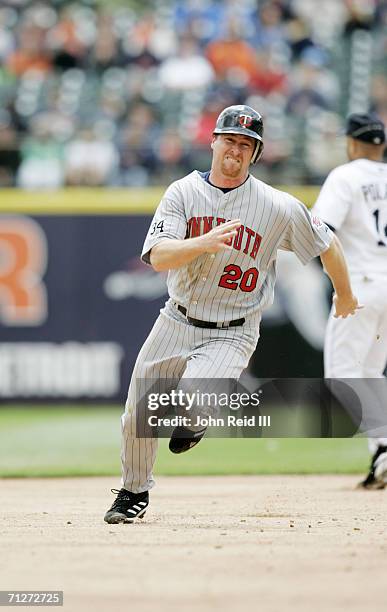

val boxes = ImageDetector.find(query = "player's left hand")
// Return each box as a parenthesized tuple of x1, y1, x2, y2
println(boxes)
(333, 293, 364, 318)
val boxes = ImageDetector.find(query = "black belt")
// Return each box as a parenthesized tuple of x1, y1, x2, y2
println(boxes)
(177, 305, 245, 329)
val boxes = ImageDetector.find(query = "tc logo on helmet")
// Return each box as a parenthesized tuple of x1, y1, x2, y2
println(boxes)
(239, 114, 253, 128)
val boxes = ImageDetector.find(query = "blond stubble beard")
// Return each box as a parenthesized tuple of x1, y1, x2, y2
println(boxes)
(221, 157, 243, 178)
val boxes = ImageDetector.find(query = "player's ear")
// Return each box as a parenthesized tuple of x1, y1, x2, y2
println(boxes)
(211, 135, 217, 150)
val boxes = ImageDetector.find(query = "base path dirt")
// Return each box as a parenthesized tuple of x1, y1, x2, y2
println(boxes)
(1, 476, 386, 612)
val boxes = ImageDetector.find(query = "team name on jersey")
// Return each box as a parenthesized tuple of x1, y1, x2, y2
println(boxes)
(362, 183, 387, 203)
(186, 216, 262, 260)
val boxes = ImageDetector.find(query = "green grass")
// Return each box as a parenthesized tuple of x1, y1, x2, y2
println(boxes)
(0, 407, 369, 478)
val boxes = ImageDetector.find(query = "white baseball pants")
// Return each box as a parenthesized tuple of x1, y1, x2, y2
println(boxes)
(324, 275, 387, 453)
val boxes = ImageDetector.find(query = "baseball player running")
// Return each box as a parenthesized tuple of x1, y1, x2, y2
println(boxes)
(104, 105, 361, 524)
(313, 112, 387, 489)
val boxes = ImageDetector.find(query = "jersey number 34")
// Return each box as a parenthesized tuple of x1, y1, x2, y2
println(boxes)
(218, 264, 259, 293)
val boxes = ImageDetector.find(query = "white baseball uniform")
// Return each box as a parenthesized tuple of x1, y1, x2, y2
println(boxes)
(313, 159, 387, 452)
(122, 170, 333, 493)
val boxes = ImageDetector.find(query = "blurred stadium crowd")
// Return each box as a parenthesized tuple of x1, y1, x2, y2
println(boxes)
(0, 0, 386, 189)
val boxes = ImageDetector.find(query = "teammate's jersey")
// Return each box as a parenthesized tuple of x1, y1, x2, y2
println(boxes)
(313, 159, 387, 279)
(142, 171, 332, 322)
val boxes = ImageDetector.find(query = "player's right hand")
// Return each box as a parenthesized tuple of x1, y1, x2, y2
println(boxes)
(200, 219, 241, 254)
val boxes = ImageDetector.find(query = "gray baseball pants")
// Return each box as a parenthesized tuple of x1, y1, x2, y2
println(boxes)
(121, 299, 261, 493)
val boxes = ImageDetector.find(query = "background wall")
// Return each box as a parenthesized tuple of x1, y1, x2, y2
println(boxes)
(0, 186, 328, 402)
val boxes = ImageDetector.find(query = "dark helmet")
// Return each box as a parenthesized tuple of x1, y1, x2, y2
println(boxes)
(213, 105, 264, 164)
(345, 112, 385, 145)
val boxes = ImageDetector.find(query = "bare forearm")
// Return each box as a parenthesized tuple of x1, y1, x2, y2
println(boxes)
(150, 238, 206, 271)
(149, 219, 241, 271)
(320, 235, 352, 297)
(320, 235, 362, 318)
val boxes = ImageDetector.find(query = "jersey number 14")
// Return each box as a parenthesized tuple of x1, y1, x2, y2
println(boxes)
(373, 209, 387, 247)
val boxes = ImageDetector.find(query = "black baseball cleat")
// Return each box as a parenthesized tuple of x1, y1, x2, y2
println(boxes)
(358, 445, 387, 490)
(104, 488, 149, 523)
(169, 426, 207, 454)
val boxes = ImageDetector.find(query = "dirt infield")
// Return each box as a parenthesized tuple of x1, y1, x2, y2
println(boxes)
(1, 476, 387, 612)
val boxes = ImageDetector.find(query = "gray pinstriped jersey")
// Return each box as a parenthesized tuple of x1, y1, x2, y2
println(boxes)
(142, 171, 333, 322)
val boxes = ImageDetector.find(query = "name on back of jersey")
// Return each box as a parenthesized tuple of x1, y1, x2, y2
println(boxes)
(362, 182, 387, 203)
